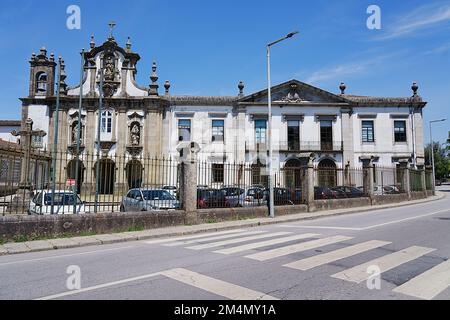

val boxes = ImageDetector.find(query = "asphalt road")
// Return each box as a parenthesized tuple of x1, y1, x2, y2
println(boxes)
(1, 186, 450, 300)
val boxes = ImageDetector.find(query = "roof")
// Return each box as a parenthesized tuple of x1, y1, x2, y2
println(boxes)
(0, 120, 21, 127)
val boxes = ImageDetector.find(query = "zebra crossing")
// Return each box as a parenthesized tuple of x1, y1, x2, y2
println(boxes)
(144, 229, 450, 300)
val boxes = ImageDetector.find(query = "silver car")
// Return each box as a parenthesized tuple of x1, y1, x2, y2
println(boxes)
(120, 188, 181, 212)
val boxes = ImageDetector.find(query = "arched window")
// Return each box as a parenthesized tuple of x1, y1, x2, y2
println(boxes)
(36, 72, 48, 95)
(101, 111, 112, 133)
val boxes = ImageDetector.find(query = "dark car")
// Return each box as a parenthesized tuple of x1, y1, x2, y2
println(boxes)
(272, 188, 294, 205)
(197, 189, 227, 209)
(314, 187, 336, 200)
(333, 186, 364, 198)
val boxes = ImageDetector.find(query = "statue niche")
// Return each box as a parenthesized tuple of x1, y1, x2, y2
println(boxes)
(130, 123, 141, 146)
(100, 52, 120, 98)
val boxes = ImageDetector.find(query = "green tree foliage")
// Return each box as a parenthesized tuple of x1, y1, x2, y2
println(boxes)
(425, 142, 450, 179)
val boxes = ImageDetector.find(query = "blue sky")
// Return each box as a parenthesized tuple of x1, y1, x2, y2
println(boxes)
(0, 0, 449, 143)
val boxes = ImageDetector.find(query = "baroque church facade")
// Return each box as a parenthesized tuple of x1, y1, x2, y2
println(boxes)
(19, 33, 427, 193)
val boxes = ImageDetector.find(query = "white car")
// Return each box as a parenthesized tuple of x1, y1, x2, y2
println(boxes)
(29, 190, 87, 215)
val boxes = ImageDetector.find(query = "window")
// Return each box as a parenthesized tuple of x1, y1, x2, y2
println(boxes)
(32, 135, 44, 148)
(287, 120, 300, 150)
(394, 121, 407, 142)
(101, 111, 112, 133)
(362, 120, 375, 143)
(320, 120, 333, 150)
(36, 73, 47, 95)
(212, 164, 224, 183)
(178, 119, 191, 141)
(255, 120, 267, 144)
(212, 120, 224, 142)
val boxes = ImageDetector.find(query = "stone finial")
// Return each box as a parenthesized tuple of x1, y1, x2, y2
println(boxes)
(50, 53, 55, 62)
(126, 37, 132, 51)
(31, 52, 36, 61)
(90, 35, 95, 49)
(339, 82, 346, 95)
(411, 82, 419, 96)
(238, 81, 245, 97)
(59, 58, 68, 95)
(40, 47, 47, 57)
(148, 61, 159, 96)
(164, 80, 171, 96)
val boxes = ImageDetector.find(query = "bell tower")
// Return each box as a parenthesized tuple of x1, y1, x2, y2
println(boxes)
(28, 47, 56, 97)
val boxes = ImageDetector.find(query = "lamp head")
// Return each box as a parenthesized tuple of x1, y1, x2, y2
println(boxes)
(286, 31, 299, 38)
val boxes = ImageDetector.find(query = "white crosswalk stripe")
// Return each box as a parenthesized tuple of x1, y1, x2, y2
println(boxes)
(213, 233, 320, 255)
(393, 259, 450, 300)
(160, 268, 278, 300)
(186, 232, 292, 250)
(245, 235, 353, 262)
(143, 229, 248, 245)
(284, 240, 391, 271)
(331, 246, 435, 284)
(165, 231, 266, 247)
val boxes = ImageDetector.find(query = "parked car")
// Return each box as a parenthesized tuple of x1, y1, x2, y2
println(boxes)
(383, 185, 401, 194)
(435, 179, 442, 186)
(330, 187, 349, 199)
(314, 187, 336, 200)
(120, 188, 180, 212)
(29, 190, 86, 215)
(220, 187, 245, 207)
(333, 186, 364, 198)
(163, 186, 178, 198)
(272, 188, 294, 205)
(242, 187, 267, 207)
(197, 188, 227, 209)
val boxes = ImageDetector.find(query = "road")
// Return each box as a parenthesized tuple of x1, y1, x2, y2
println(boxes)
(1, 186, 450, 300)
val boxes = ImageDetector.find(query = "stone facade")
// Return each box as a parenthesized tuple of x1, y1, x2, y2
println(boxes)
(18, 34, 427, 194)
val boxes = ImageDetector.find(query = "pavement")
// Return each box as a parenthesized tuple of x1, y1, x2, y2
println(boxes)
(0, 186, 450, 300)
(0, 191, 444, 256)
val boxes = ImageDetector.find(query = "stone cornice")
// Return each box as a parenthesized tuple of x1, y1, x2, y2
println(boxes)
(169, 96, 237, 106)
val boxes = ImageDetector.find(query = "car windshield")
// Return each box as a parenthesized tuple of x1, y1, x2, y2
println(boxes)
(142, 190, 176, 201)
(44, 193, 83, 206)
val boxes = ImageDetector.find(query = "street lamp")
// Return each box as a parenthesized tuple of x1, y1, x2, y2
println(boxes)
(267, 31, 299, 218)
(429, 118, 447, 193)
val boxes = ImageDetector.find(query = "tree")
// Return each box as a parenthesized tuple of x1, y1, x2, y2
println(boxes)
(424, 142, 450, 179)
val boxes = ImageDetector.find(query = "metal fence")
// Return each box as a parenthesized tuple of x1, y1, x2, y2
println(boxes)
(374, 166, 406, 195)
(425, 170, 433, 191)
(197, 162, 306, 209)
(1, 151, 181, 215)
(313, 167, 367, 199)
(410, 169, 424, 192)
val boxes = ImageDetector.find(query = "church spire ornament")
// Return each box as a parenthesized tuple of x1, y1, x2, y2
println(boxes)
(148, 61, 159, 96)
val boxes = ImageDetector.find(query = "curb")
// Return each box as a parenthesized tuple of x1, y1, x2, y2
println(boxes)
(0, 192, 446, 256)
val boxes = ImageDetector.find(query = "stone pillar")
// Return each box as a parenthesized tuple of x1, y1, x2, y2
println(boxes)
(362, 158, 374, 198)
(181, 160, 198, 225)
(304, 155, 315, 212)
(115, 108, 127, 192)
(82, 107, 96, 193)
(399, 160, 411, 199)
(341, 109, 354, 165)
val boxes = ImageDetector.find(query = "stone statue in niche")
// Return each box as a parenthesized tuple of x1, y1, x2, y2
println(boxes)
(72, 122, 82, 145)
(103, 55, 117, 82)
(130, 124, 141, 146)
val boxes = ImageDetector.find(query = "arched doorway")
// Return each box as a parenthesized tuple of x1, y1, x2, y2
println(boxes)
(284, 158, 305, 188)
(94, 159, 116, 195)
(317, 159, 337, 188)
(126, 160, 143, 189)
(67, 160, 85, 192)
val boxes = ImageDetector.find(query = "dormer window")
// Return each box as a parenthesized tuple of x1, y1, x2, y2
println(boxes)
(36, 72, 47, 95)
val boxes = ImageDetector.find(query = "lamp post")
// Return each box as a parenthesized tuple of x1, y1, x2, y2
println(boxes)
(429, 118, 447, 193)
(267, 31, 299, 218)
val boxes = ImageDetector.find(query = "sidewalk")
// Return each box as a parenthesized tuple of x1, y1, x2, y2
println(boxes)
(0, 192, 445, 256)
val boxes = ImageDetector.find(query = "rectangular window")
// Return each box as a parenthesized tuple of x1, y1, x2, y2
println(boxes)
(212, 164, 224, 183)
(255, 120, 267, 144)
(362, 120, 375, 143)
(287, 120, 300, 150)
(394, 121, 407, 142)
(178, 119, 191, 142)
(320, 120, 333, 150)
(212, 120, 224, 142)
